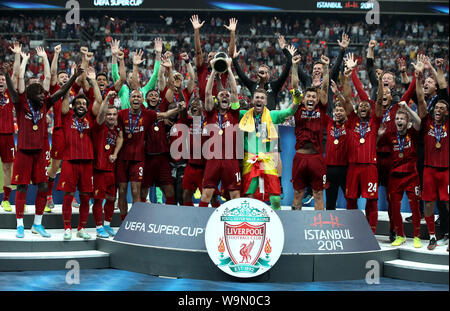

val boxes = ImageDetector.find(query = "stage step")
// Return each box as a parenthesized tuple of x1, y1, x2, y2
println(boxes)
(383, 259, 449, 284)
(0, 205, 124, 229)
(0, 250, 110, 271)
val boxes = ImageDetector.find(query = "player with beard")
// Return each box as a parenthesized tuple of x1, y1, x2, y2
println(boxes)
(416, 60, 449, 251)
(291, 55, 330, 211)
(91, 93, 123, 238)
(58, 86, 103, 240)
(140, 88, 177, 206)
(190, 15, 232, 102)
(378, 102, 422, 247)
(116, 90, 185, 219)
(343, 57, 384, 235)
(1, 62, 82, 238)
(347, 52, 417, 241)
(199, 56, 242, 207)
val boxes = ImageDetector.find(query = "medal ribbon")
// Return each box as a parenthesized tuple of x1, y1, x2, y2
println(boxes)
(382, 104, 393, 124)
(359, 121, 369, 140)
(106, 127, 117, 145)
(128, 110, 142, 135)
(427, 95, 438, 112)
(218, 112, 224, 131)
(396, 132, 405, 154)
(333, 122, 344, 140)
(27, 100, 40, 125)
(73, 116, 84, 134)
(0, 93, 5, 106)
(434, 121, 443, 144)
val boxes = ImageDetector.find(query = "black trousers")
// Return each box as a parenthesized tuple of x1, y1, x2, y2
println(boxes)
(326, 165, 348, 210)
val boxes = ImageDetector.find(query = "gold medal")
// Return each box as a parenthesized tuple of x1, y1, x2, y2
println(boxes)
(154, 126, 159, 132)
(436, 142, 441, 149)
(105, 144, 111, 150)
(398, 153, 404, 158)
(32, 125, 38, 131)
(218, 129, 223, 136)
(256, 132, 261, 138)
(128, 133, 132, 139)
(80, 133, 83, 138)
(334, 139, 339, 145)
(360, 138, 365, 144)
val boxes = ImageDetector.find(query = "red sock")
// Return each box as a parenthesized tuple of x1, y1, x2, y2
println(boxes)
(366, 199, 378, 235)
(183, 200, 194, 206)
(165, 196, 176, 205)
(387, 196, 395, 232)
(346, 198, 357, 210)
(211, 199, 221, 208)
(35, 190, 47, 216)
(62, 195, 73, 230)
(389, 193, 403, 236)
(78, 194, 90, 231)
(408, 196, 421, 238)
(47, 180, 54, 197)
(104, 199, 115, 223)
(3, 186, 12, 201)
(92, 199, 103, 227)
(199, 200, 209, 207)
(121, 213, 127, 221)
(15, 190, 27, 219)
(424, 215, 436, 236)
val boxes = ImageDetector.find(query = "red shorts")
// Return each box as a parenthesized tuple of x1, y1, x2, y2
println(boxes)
(346, 163, 379, 199)
(377, 153, 392, 187)
(0, 133, 15, 163)
(388, 171, 421, 200)
(93, 170, 116, 199)
(12, 149, 48, 185)
(291, 153, 326, 191)
(422, 166, 449, 202)
(50, 128, 65, 160)
(57, 160, 93, 193)
(202, 159, 241, 192)
(142, 154, 174, 188)
(115, 159, 144, 184)
(182, 163, 205, 191)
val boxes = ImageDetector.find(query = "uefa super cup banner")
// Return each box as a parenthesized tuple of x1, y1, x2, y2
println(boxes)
(114, 201, 379, 277)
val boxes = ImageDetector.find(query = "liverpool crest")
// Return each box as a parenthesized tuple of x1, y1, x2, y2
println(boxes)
(205, 198, 284, 278)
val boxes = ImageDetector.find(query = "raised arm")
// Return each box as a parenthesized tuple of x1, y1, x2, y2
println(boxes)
(342, 67, 355, 115)
(86, 67, 102, 116)
(291, 54, 301, 90)
(51, 64, 83, 106)
(141, 38, 162, 95)
(18, 51, 30, 95)
(50, 44, 61, 87)
(330, 33, 350, 82)
(375, 69, 384, 118)
(60, 88, 71, 115)
(1, 63, 18, 103)
(366, 40, 378, 89)
(224, 18, 238, 58)
(346, 53, 370, 103)
(226, 58, 238, 104)
(204, 65, 217, 112)
(97, 91, 116, 125)
(180, 52, 195, 94)
(231, 46, 255, 90)
(114, 50, 126, 92)
(9, 41, 22, 91)
(36, 46, 51, 92)
(397, 57, 410, 85)
(412, 60, 427, 118)
(157, 101, 186, 119)
(399, 101, 421, 131)
(319, 55, 330, 106)
(110, 39, 121, 83)
(190, 15, 205, 68)
(272, 38, 295, 89)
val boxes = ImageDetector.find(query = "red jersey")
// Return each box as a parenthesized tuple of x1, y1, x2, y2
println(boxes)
(422, 115, 449, 168)
(92, 119, 120, 171)
(0, 90, 14, 134)
(381, 127, 419, 173)
(204, 107, 240, 159)
(49, 84, 80, 129)
(347, 112, 381, 165)
(14, 92, 51, 150)
(145, 106, 170, 155)
(160, 86, 192, 111)
(197, 62, 228, 102)
(325, 115, 348, 166)
(377, 103, 400, 153)
(118, 107, 156, 162)
(293, 103, 327, 154)
(170, 115, 207, 166)
(61, 110, 95, 160)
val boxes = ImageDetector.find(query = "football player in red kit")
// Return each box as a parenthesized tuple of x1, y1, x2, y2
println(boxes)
(416, 60, 449, 250)
(2, 61, 82, 238)
(116, 90, 185, 220)
(343, 55, 383, 234)
(378, 102, 422, 247)
(91, 95, 123, 238)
